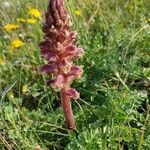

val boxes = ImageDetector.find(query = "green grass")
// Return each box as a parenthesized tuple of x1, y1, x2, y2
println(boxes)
(0, 0, 150, 149)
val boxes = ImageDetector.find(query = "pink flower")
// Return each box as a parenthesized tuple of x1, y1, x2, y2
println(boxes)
(47, 75, 64, 91)
(67, 88, 80, 100)
(59, 58, 73, 73)
(69, 66, 83, 78)
(40, 63, 58, 74)
(39, 0, 84, 130)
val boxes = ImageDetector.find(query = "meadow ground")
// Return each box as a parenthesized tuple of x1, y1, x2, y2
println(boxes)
(0, 0, 150, 149)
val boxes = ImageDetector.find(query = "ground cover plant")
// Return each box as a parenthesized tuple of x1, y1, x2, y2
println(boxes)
(0, 0, 150, 149)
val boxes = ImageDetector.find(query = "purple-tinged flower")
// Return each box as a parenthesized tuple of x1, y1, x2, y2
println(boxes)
(39, 0, 84, 130)
(67, 88, 80, 100)
(40, 63, 58, 74)
(47, 75, 64, 91)
(69, 66, 83, 78)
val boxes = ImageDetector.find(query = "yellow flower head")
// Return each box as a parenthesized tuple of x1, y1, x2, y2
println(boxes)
(0, 57, 5, 65)
(17, 18, 26, 23)
(11, 39, 24, 49)
(17, 18, 37, 24)
(22, 85, 28, 93)
(3, 24, 20, 32)
(147, 18, 150, 22)
(27, 19, 37, 24)
(28, 8, 41, 19)
(7, 91, 14, 99)
(74, 9, 82, 16)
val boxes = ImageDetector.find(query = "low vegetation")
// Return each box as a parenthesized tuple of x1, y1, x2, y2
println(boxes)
(0, 0, 149, 149)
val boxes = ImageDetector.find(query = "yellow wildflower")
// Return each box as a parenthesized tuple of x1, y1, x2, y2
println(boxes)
(147, 18, 150, 22)
(3, 24, 20, 32)
(74, 9, 82, 16)
(27, 19, 37, 24)
(28, 8, 41, 19)
(17, 18, 37, 24)
(22, 85, 28, 93)
(17, 18, 26, 23)
(7, 91, 14, 99)
(0, 57, 5, 65)
(11, 39, 24, 49)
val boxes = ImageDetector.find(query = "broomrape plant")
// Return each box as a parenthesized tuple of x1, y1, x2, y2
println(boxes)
(39, 0, 84, 130)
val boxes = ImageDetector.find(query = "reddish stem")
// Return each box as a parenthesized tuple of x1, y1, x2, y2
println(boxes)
(60, 90, 76, 130)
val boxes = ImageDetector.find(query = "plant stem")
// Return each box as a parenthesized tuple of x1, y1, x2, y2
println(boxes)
(60, 90, 76, 130)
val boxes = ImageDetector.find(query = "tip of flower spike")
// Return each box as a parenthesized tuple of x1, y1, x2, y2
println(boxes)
(67, 88, 80, 100)
(56, 0, 64, 6)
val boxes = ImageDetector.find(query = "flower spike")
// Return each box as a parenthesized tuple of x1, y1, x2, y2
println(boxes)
(39, 0, 84, 130)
